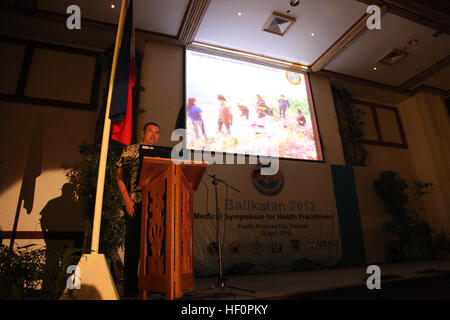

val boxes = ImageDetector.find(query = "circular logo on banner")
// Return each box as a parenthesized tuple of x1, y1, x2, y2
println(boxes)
(251, 165, 284, 196)
(286, 71, 302, 85)
(249, 240, 264, 255)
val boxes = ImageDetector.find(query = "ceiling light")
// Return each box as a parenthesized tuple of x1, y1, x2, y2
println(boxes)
(378, 49, 408, 66)
(237, 12, 243, 16)
(290, 0, 300, 7)
(263, 12, 296, 37)
(311, 32, 316, 37)
(373, 67, 377, 70)
(110, 4, 115, 9)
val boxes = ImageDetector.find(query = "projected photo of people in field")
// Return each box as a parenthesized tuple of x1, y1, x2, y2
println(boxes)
(185, 50, 323, 161)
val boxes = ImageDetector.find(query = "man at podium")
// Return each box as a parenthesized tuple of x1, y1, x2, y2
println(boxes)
(115, 122, 160, 298)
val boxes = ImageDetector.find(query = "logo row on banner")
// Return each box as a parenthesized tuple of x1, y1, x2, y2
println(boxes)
(206, 239, 340, 256)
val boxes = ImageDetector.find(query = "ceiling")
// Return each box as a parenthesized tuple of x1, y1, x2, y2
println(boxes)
(2, 0, 450, 97)
(37, 0, 190, 37)
(325, 12, 450, 88)
(195, 0, 368, 66)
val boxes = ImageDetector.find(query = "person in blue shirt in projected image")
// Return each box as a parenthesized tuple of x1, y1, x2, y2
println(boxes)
(187, 97, 208, 141)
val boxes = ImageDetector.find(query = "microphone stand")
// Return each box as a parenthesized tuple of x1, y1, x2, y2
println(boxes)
(203, 170, 255, 295)
(185, 171, 255, 298)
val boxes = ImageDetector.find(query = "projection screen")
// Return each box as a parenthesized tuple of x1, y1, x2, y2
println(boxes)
(185, 48, 323, 162)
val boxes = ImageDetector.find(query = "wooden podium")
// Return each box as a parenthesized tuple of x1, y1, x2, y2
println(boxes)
(137, 157, 207, 300)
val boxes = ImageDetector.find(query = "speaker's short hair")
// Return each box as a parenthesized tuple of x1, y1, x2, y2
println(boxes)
(143, 122, 160, 132)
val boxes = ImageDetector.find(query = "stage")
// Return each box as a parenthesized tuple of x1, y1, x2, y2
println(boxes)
(117, 260, 450, 300)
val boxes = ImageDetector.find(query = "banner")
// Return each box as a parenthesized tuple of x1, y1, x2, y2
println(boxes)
(193, 161, 343, 276)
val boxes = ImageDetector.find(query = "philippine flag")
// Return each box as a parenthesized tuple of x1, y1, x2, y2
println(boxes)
(109, 0, 135, 145)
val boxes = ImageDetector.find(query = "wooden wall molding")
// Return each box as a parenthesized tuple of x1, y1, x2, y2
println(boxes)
(410, 85, 449, 97)
(178, 0, 210, 46)
(0, 35, 101, 111)
(35, 9, 181, 46)
(2, 231, 84, 248)
(2, 231, 83, 239)
(316, 69, 406, 94)
(398, 55, 450, 91)
(4, 2, 209, 47)
(351, 98, 408, 149)
(0, 4, 181, 46)
(317, 69, 449, 97)
(311, 5, 387, 72)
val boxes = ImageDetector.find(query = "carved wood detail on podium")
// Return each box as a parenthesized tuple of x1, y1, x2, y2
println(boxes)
(138, 157, 206, 300)
(180, 180, 192, 274)
(145, 175, 166, 277)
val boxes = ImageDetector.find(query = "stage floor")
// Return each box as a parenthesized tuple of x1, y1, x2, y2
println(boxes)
(117, 260, 450, 300)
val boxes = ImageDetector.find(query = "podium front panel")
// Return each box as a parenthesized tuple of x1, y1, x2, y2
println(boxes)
(138, 157, 206, 300)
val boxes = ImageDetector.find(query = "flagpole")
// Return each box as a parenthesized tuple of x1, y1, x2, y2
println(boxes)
(91, 0, 129, 253)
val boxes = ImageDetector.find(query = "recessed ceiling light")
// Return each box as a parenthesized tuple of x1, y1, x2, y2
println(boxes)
(373, 67, 377, 70)
(263, 12, 296, 36)
(110, 4, 115, 9)
(311, 32, 316, 37)
(290, 0, 300, 7)
(237, 12, 243, 16)
(378, 49, 408, 66)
